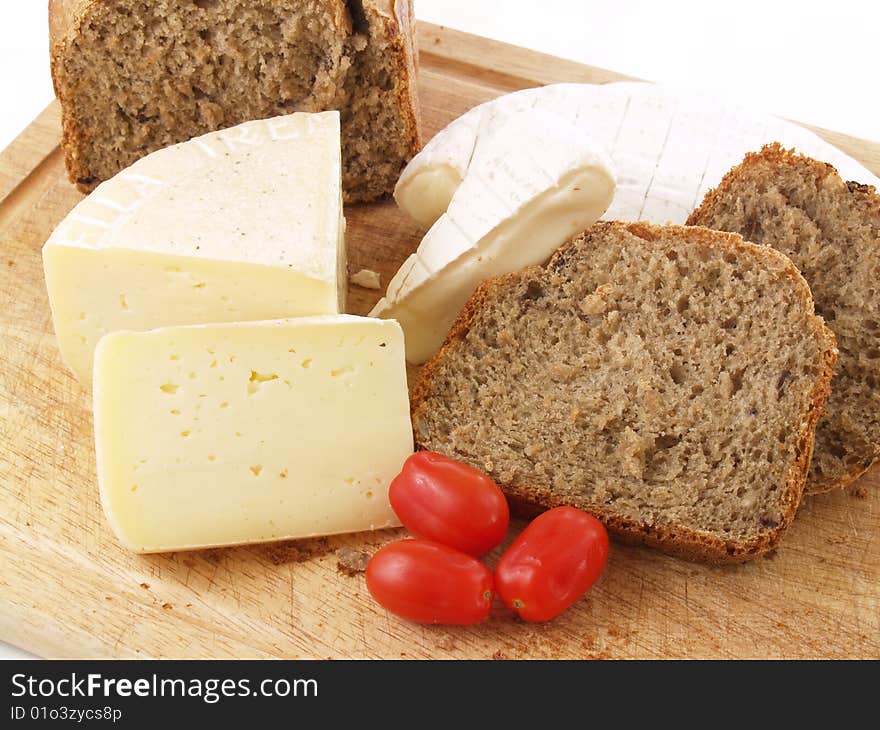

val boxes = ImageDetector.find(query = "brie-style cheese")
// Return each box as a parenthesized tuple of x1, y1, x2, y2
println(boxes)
(372, 107, 616, 364)
(93, 316, 412, 553)
(43, 112, 346, 384)
(395, 82, 880, 229)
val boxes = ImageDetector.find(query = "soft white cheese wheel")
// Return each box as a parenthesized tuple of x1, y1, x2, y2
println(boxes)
(395, 82, 880, 229)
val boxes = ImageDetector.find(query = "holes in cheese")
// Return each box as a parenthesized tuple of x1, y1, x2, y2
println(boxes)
(93, 316, 413, 553)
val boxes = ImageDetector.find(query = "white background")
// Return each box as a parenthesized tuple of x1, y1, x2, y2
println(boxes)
(0, 0, 878, 659)
(2, 0, 878, 152)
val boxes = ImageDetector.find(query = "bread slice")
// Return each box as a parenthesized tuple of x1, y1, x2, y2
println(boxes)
(49, 0, 420, 202)
(688, 144, 880, 493)
(411, 222, 836, 563)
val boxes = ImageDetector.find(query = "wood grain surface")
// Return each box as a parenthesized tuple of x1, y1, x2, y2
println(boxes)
(0, 22, 877, 659)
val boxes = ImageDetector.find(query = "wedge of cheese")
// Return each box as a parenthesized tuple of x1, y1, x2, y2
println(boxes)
(43, 111, 345, 384)
(371, 107, 616, 364)
(395, 82, 880, 229)
(94, 316, 412, 553)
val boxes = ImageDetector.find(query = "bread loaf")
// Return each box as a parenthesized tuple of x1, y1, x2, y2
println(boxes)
(688, 144, 880, 493)
(49, 0, 421, 202)
(411, 222, 836, 563)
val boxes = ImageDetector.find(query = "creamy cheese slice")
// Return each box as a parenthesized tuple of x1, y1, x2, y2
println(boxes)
(372, 107, 616, 364)
(93, 316, 412, 553)
(43, 112, 346, 384)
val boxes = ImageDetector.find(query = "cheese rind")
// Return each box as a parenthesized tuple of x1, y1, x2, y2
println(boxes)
(94, 316, 412, 553)
(373, 108, 616, 364)
(374, 167, 613, 364)
(44, 112, 345, 384)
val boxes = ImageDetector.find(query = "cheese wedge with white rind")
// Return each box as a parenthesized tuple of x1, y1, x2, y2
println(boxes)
(43, 111, 345, 384)
(395, 81, 880, 229)
(94, 316, 412, 553)
(396, 108, 481, 230)
(371, 107, 616, 364)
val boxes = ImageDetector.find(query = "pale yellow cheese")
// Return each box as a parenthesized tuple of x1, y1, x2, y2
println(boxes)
(93, 316, 412, 553)
(43, 112, 345, 384)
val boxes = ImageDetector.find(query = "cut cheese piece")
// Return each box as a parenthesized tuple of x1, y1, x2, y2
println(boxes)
(43, 111, 346, 384)
(395, 106, 482, 229)
(395, 82, 880, 229)
(93, 316, 412, 553)
(372, 107, 615, 364)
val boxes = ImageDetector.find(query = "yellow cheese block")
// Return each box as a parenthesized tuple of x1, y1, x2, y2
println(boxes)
(43, 112, 345, 384)
(93, 316, 412, 553)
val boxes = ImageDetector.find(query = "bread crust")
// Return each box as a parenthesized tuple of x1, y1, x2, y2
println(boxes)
(363, 0, 422, 172)
(411, 221, 837, 564)
(688, 143, 880, 494)
(688, 143, 879, 232)
(49, 0, 94, 191)
(48, 0, 421, 197)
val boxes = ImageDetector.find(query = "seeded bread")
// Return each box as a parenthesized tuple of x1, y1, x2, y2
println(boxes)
(49, 0, 421, 202)
(688, 144, 880, 493)
(411, 222, 836, 563)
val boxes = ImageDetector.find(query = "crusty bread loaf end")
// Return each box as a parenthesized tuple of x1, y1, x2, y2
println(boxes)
(49, 0, 421, 201)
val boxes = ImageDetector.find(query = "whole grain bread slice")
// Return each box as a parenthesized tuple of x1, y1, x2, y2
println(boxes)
(411, 221, 836, 563)
(688, 144, 880, 493)
(49, 0, 420, 202)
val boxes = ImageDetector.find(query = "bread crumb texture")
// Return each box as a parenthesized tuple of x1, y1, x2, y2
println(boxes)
(335, 546, 371, 576)
(689, 144, 880, 493)
(412, 222, 836, 563)
(50, 0, 420, 201)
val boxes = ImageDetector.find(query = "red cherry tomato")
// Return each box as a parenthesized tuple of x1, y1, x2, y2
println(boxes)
(388, 451, 509, 556)
(366, 539, 494, 625)
(495, 506, 609, 622)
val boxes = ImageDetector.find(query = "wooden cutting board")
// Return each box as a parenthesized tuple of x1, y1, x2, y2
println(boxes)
(1, 22, 878, 660)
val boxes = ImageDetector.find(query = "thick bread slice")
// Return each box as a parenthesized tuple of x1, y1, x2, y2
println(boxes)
(412, 222, 836, 563)
(688, 144, 880, 493)
(48, 0, 420, 202)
